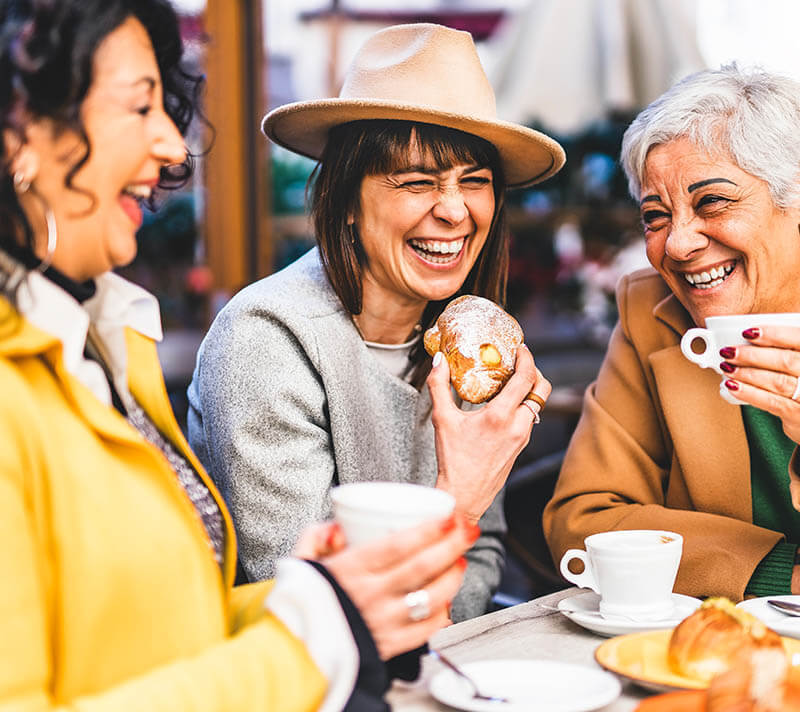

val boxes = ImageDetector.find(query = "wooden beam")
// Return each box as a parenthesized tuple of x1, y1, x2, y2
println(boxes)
(203, 0, 270, 299)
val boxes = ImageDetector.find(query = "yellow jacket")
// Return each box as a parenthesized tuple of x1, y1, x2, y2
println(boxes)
(0, 296, 326, 711)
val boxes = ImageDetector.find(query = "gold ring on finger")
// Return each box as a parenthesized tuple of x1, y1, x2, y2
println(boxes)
(525, 391, 546, 410)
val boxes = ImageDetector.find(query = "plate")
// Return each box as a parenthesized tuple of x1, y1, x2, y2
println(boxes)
(594, 629, 800, 693)
(737, 596, 800, 640)
(558, 592, 702, 637)
(428, 658, 621, 712)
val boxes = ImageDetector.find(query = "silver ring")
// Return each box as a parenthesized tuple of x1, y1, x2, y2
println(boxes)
(405, 589, 431, 622)
(792, 376, 800, 402)
(522, 399, 541, 424)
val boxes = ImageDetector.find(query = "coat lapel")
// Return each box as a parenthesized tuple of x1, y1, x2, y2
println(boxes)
(125, 328, 238, 586)
(649, 294, 751, 521)
(0, 302, 143, 446)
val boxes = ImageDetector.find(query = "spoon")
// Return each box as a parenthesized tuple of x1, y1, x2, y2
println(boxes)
(767, 599, 800, 617)
(429, 649, 510, 704)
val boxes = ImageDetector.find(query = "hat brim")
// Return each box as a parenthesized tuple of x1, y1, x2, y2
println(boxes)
(261, 99, 566, 189)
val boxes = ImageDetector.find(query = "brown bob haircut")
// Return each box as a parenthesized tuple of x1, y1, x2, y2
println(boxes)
(310, 119, 509, 388)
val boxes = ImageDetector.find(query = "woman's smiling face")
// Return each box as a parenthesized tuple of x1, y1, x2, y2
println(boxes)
(640, 137, 800, 326)
(14, 16, 186, 282)
(353, 141, 495, 312)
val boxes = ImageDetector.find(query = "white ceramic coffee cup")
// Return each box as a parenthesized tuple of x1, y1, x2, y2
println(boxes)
(680, 313, 800, 404)
(331, 482, 456, 546)
(559, 530, 683, 621)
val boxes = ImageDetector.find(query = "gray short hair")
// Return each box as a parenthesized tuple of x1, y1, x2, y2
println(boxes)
(621, 64, 800, 209)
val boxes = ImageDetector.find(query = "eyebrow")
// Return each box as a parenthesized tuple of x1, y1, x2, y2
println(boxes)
(391, 163, 483, 176)
(124, 77, 156, 90)
(688, 177, 736, 192)
(639, 177, 738, 206)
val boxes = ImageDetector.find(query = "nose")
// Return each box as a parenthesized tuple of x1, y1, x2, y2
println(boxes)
(664, 216, 709, 261)
(432, 184, 468, 225)
(151, 108, 187, 166)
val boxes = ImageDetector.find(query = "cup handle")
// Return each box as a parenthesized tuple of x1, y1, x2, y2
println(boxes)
(559, 549, 599, 592)
(680, 327, 716, 369)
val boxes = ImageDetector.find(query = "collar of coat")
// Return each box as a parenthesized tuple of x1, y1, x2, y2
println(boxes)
(0, 295, 239, 587)
(625, 270, 754, 521)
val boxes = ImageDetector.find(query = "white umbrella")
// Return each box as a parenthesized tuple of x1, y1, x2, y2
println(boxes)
(488, 0, 707, 135)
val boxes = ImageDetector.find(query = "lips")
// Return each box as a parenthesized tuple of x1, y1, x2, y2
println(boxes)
(682, 260, 737, 290)
(118, 181, 156, 228)
(119, 193, 143, 226)
(407, 237, 466, 266)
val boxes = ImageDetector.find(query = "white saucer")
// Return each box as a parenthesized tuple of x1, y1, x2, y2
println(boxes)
(737, 595, 800, 639)
(428, 658, 621, 712)
(557, 591, 702, 637)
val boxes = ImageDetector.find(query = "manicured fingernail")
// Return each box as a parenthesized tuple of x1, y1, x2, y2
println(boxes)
(326, 523, 342, 549)
(742, 328, 760, 340)
(720, 361, 735, 373)
(467, 523, 481, 542)
(432, 352, 443, 367)
(440, 514, 456, 533)
(719, 347, 736, 359)
(457, 557, 468, 570)
(724, 379, 739, 391)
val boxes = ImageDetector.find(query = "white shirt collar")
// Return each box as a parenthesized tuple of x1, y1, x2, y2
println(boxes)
(16, 268, 162, 406)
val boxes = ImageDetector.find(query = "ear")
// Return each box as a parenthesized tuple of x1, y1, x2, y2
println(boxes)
(3, 127, 40, 186)
(346, 213, 355, 226)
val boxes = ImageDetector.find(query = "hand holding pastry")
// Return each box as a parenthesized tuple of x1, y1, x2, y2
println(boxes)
(427, 339, 551, 524)
(424, 294, 525, 404)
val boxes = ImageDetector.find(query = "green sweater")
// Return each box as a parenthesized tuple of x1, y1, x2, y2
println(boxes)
(745, 405, 800, 596)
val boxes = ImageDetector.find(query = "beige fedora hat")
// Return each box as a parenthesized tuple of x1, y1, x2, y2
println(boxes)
(262, 23, 565, 188)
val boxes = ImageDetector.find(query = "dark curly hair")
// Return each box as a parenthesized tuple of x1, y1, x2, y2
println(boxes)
(0, 0, 202, 263)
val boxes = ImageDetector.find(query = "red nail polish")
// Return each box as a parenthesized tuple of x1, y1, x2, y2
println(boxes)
(724, 379, 739, 391)
(719, 347, 736, 359)
(742, 328, 760, 340)
(457, 556, 468, 570)
(440, 514, 456, 533)
(467, 523, 481, 542)
(720, 361, 735, 373)
(325, 525, 340, 550)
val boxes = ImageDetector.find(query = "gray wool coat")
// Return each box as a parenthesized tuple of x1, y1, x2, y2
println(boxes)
(187, 248, 505, 621)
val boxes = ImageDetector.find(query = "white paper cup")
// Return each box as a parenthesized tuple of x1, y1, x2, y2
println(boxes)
(559, 530, 683, 621)
(680, 313, 800, 404)
(331, 482, 456, 546)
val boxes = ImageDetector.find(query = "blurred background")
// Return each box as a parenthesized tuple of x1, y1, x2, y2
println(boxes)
(138, 0, 800, 601)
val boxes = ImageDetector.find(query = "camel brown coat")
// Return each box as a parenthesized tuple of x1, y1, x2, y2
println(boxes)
(543, 267, 794, 600)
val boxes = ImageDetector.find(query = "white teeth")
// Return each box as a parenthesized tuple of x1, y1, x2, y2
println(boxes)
(408, 238, 465, 264)
(123, 184, 153, 200)
(408, 238, 464, 254)
(683, 263, 734, 287)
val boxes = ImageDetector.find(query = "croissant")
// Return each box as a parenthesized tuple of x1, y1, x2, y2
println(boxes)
(668, 598, 784, 684)
(706, 648, 800, 712)
(424, 295, 524, 404)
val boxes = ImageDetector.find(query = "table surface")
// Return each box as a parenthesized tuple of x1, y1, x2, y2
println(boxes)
(387, 588, 654, 711)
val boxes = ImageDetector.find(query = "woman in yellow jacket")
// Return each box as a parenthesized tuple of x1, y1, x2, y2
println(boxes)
(0, 1, 475, 710)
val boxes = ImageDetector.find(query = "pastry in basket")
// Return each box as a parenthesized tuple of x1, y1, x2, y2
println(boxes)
(424, 294, 524, 404)
(668, 597, 784, 684)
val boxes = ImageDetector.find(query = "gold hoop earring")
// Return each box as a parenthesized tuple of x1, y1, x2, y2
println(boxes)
(13, 171, 30, 194)
(36, 204, 58, 273)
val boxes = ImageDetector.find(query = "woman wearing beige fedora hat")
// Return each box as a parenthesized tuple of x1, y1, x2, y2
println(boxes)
(188, 22, 565, 622)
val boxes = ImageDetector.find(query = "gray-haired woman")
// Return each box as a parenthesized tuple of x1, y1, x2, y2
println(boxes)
(544, 64, 800, 601)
